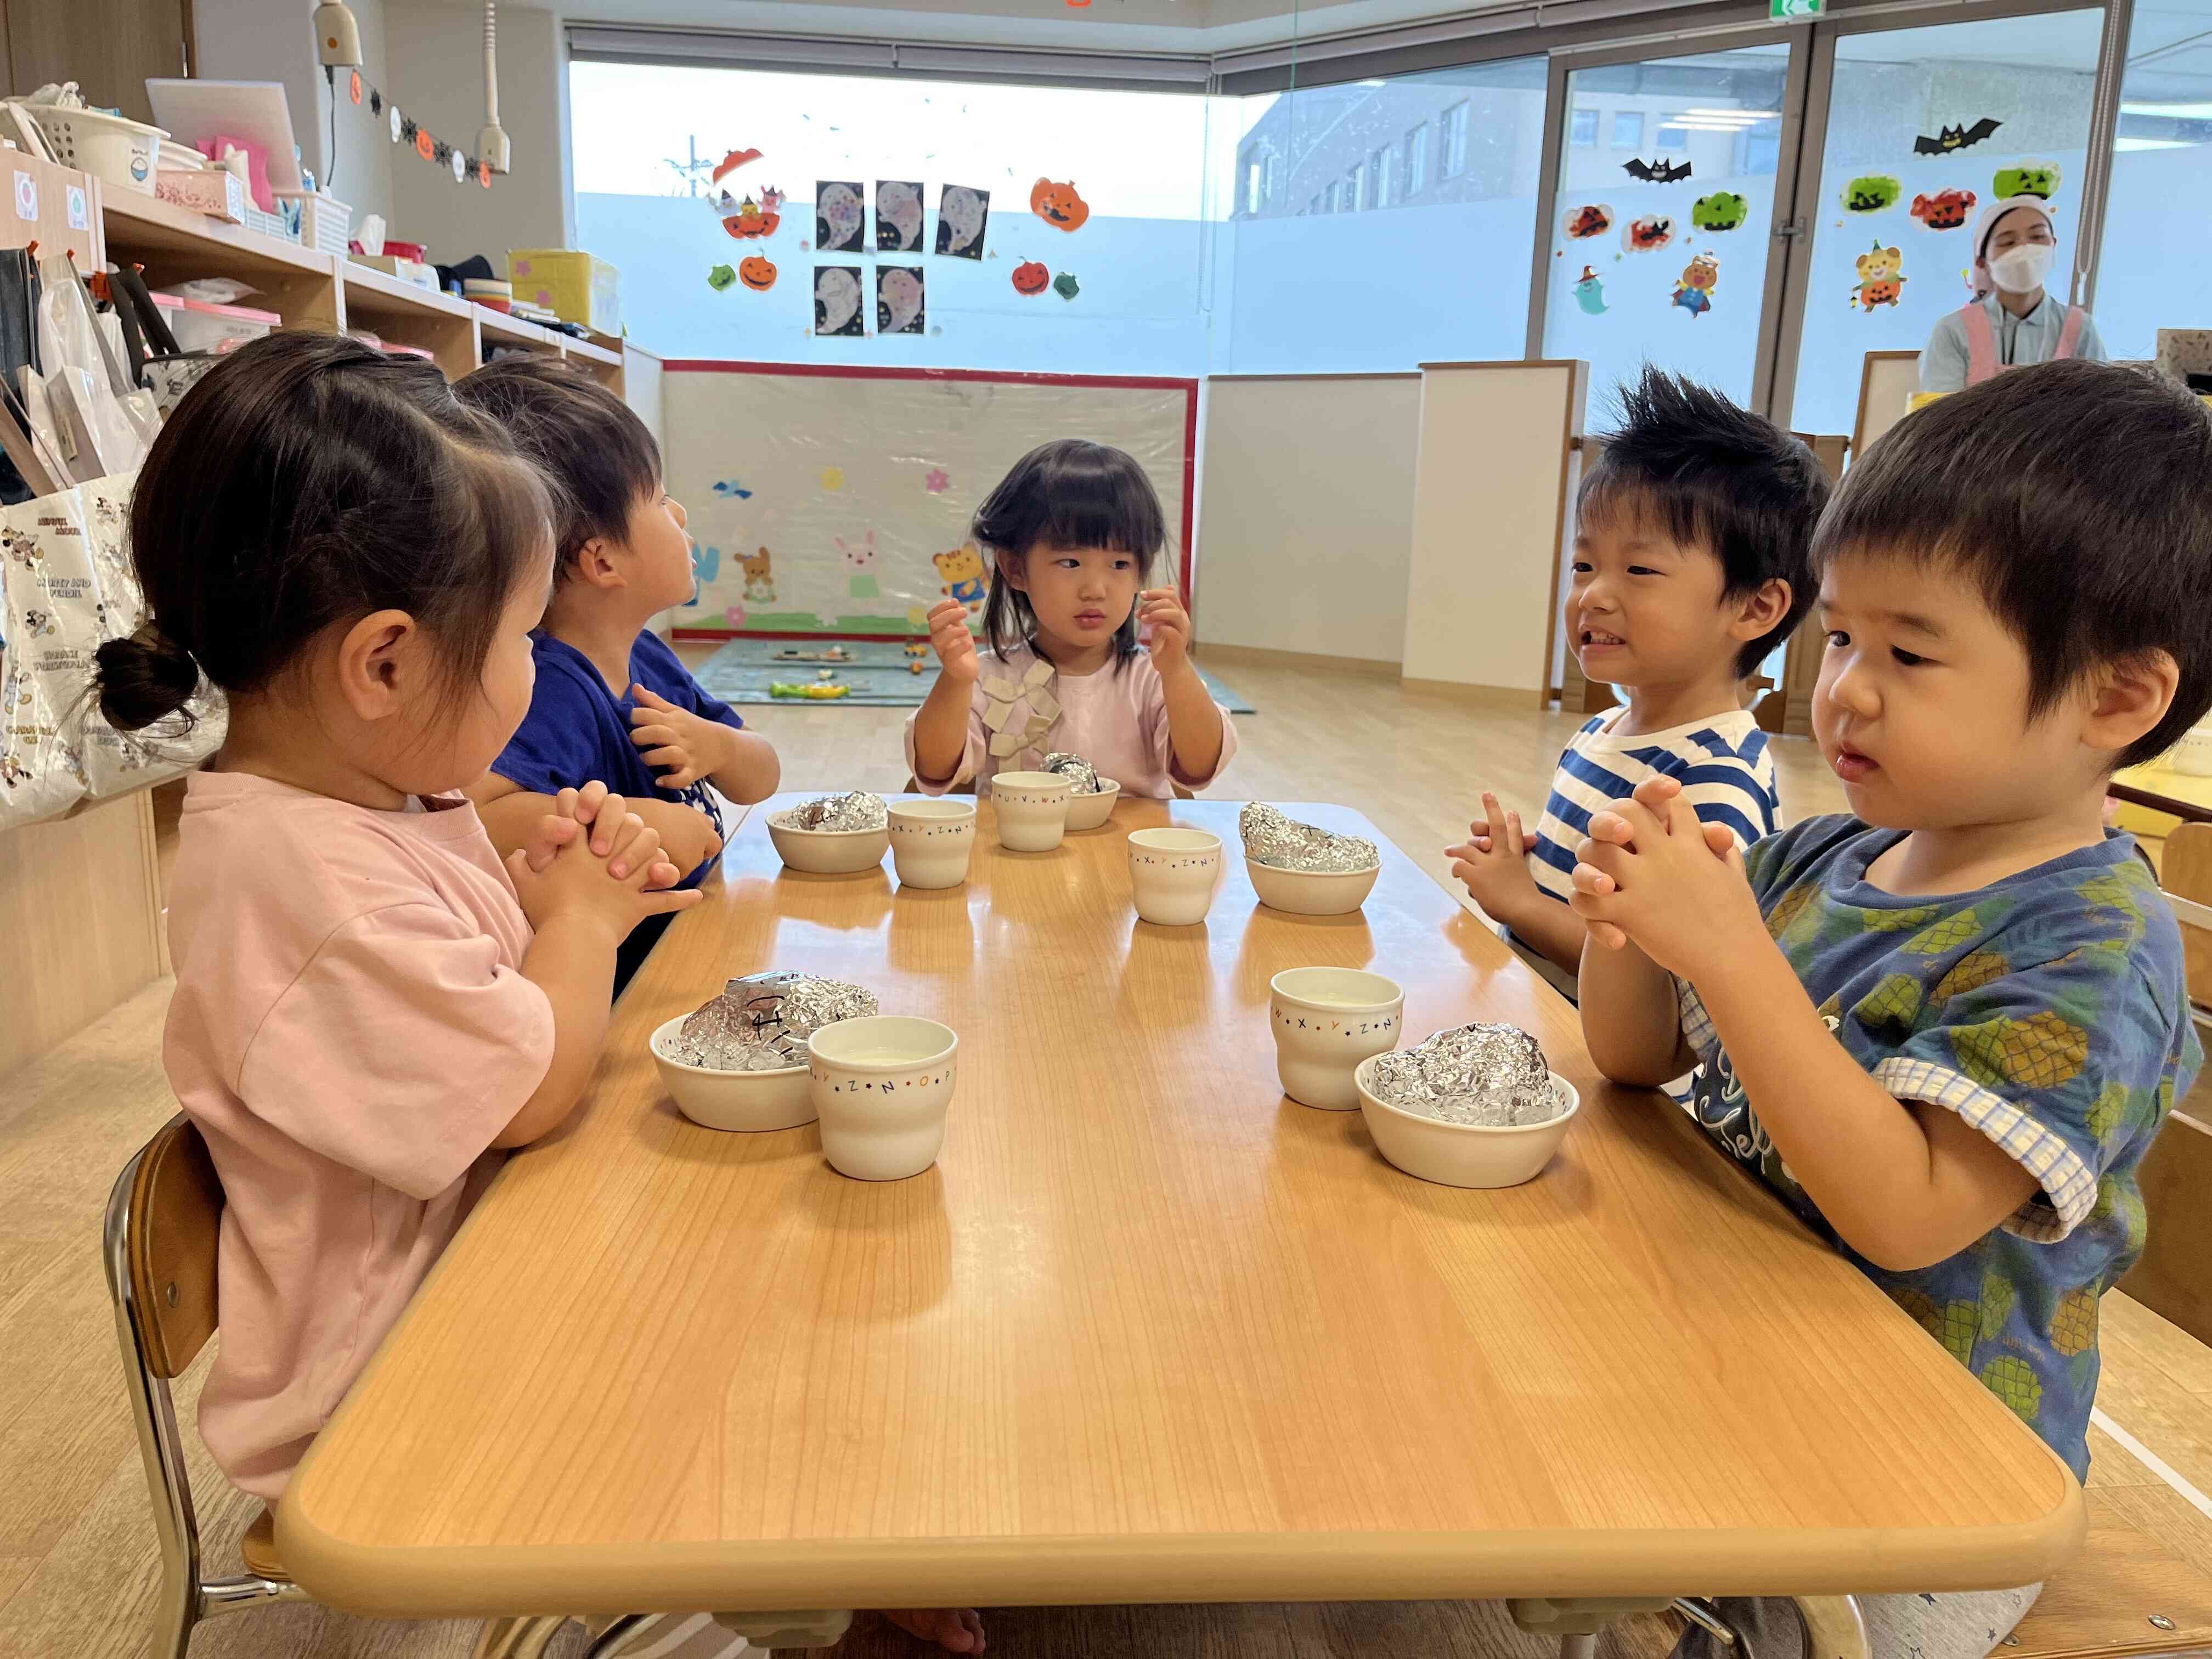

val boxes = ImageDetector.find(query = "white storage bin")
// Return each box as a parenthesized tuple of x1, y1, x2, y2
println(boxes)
(150, 292, 281, 354)
(18, 103, 165, 194)
(274, 189, 351, 255)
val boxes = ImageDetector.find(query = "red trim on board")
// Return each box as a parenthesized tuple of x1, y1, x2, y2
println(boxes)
(666, 358, 1203, 636)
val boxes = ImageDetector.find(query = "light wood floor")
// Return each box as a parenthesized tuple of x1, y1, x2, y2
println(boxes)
(5, 654, 2210, 1659)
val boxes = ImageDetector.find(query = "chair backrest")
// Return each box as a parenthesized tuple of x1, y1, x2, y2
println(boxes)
(122, 1116, 223, 1380)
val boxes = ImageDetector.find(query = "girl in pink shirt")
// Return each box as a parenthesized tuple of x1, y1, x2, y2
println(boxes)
(906, 439, 1237, 797)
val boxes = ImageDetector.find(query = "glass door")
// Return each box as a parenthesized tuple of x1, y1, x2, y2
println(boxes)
(1774, 10, 2107, 435)
(1534, 43, 1799, 408)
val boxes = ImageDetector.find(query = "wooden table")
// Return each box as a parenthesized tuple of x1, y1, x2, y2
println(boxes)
(279, 798, 2081, 1619)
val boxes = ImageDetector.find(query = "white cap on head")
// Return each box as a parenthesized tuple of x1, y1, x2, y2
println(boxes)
(1969, 194, 2057, 285)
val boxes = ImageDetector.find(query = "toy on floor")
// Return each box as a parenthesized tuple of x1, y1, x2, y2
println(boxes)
(770, 680, 851, 699)
(910, 660, 924, 675)
(774, 645, 854, 663)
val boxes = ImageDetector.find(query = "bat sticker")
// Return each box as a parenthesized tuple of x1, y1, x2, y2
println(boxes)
(1624, 156, 1692, 183)
(1913, 119, 2002, 156)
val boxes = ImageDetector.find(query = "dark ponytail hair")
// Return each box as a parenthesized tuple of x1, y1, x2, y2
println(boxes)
(972, 438, 1166, 669)
(93, 331, 552, 734)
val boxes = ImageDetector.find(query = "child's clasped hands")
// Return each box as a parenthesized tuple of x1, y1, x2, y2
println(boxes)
(509, 779, 703, 941)
(1570, 775, 1763, 975)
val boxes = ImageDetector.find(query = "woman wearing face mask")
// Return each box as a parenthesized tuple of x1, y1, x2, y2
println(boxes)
(1918, 195, 2106, 393)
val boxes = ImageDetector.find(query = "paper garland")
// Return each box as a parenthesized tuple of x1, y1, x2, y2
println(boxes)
(358, 75, 495, 189)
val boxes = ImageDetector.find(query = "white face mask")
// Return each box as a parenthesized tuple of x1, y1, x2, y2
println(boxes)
(1988, 242, 2053, 295)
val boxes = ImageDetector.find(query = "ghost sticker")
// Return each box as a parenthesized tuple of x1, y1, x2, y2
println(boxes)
(878, 266, 926, 335)
(876, 180, 926, 252)
(1994, 161, 2062, 200)
(935, 185, 991, 259)
(1691, 192, 1747, 232)
(1842, 175, 1903, 213)
(1853, 241, 1908, 311)
(1910, 188, 1976, 230)
(1562, 203, 1613, 241)
(815, 180, 865, 253)
(1622, 213, 1675, 253)
(1571, 266, 1608, 315)
(1671, 252, 1719, 318)
(814, 265, 864, 336)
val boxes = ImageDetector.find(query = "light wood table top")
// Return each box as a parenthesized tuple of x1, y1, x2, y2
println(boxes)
(280, 798, 2081, 1618)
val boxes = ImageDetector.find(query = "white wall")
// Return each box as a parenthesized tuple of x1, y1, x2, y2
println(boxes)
(1402, 360, 1585, 693)
(381, 0, 569, 271)
(193, 0, 393, 224)
(1195, 374, 1419, 664)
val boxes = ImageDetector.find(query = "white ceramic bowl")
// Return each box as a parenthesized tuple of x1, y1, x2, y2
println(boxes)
(1127, 827, 1223, 926)
(1268, 968, 1404, 1110)
(807, 1015, 960, 1181)
(990, 771, 1073, 851)
(650, 1016, 815, 1132)
(768, 808, 891, 874)
(1063, 778, 1122, 832)
(1353, 1059, 1580, 1189)
(1247, 857, 1381, 917)
(888, 798, 977, 889)
(2168, 725, 2212, 777)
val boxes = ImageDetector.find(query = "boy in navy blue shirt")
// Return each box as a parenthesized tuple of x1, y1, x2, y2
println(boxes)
(460, 359, 780, 993)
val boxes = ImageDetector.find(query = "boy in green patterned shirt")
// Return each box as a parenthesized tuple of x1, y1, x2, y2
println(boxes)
(1571, 362, 2210, 1659)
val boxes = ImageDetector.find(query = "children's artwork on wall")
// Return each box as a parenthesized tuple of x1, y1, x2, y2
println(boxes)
(1011, 259, 1052, 295)
(1571, 266, 1608, 315)
(1910, 188, 1976, 230)
(935, 185, 990, 258)
(1053, 271, 1081, 301)
(1914, 119, 2001, 156)
(1691, 192, 1747, 232)
(1622, 214, 1675, 253)
(738, 255, 777, 291)
(1562, 204, 1613, 241)
(821, 467, 845, 491)
(714, 479, 753, 499)
(1623, 156, 1691, 183)
(1671, 252, 1719, 318)
(876, 180, 926, 252)
(814, 266, 864, 336)
(1852, 242, 1908, 311)
(1994, 160, 2062, 200)
(1841, 175, 1903, 213)
(664, 365, 1193, 638)
(878, 267, 926, 335)
(815, 181, 865, 253)
(1030, 178, 1090, 232)
(707, 263, 736, 291)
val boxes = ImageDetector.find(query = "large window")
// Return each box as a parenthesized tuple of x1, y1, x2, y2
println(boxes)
(2096, 0, 2212, 360)
(1611, 110, 1643, 150)
(1571, 107, 1600, 146)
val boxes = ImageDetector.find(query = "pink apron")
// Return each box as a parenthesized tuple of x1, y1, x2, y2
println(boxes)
(1961, 301, 2086, 385)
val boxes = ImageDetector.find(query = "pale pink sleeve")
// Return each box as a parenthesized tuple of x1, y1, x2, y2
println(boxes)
(1142, 670, 1239, 791)
(902, 689, 987, 795)
(236, 904, 556, 1201)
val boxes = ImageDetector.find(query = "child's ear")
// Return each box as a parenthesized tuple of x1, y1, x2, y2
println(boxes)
(1725, 577, 1792, 641)
(331, 608, 420, 723)
(998, 551, 1029, 594)
(2081, 650, 2180, 759)
(575, 535, 625, 590)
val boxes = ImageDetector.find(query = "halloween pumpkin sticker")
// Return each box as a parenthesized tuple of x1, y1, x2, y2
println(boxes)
(1841, 174, 1903, 214)
(1622, 213, 1675, 253)
(1562, 203, 1613, 241)
(738, 255, 777, 292)
(1852, 241, 1908, 311)
(1011, 259, 1051, 296)
(1910, 188, 1976, 230)
(1031, 178, 1090, 232)
(1691, 191, 1747, 232)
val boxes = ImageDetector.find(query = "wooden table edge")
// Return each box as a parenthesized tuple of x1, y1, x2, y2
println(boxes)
(276, 1476, 2085, 1619)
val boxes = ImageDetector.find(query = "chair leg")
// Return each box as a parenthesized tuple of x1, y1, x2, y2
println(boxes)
(1560, 1636, 1598, 1659)
(475, 1615, 579, 1659)
(583, 1614, 654, 1658)
(1790, 1596, 1870, 1659)
(147, 1571, 196, 1659)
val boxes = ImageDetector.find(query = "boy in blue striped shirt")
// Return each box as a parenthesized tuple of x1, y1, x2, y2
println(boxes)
(1450, 368, 1830, 994)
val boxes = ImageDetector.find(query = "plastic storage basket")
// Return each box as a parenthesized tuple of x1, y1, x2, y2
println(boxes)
(18, 103, 165, 194)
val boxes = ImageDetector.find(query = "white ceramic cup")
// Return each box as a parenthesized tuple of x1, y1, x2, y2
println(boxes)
(1127, 827, 1223, 926)
(807, 1015, 960, 1181)
(991, 771, 1074, 851)
(1268, 968, 1405, 1110)
(888, 798, 977, 889)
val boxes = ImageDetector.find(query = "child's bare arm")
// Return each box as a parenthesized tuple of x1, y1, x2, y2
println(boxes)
(912, 600, 980, 786)
(1446, 793, 1586, 973)
(1572, 792, 2039, 1270)
(1576, 930, 1695, 1085)
(1142, 589, 1227, 783)
(706, 726, 780, 805)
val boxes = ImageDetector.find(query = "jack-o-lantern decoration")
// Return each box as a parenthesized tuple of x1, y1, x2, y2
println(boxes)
(738, 255, 777, 291)
(415, 128, 435, 161)
(1011, 259, 1050, 295)
(1029, 178, 1090, 232)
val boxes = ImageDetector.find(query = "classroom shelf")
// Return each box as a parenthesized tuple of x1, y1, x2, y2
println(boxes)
(341, 263, 478, 379)
(477, 308, 563, 351)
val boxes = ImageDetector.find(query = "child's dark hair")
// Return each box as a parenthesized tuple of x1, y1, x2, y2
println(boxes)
(1578, 367, 1831, 676)
(973, 439, 1166, 667)
(93, 331, 552, 734)
(1813, 358, 2212, 770)
(454, 355, 662, 588)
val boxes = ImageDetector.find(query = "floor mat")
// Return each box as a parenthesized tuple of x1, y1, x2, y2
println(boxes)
(689, 637, 1257, 712)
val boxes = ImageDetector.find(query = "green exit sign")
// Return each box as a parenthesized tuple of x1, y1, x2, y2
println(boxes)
(1771, 0, 1824, 17)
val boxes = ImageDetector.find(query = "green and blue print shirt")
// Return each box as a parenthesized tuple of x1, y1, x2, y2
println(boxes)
(1677, 815, 2197, 1480)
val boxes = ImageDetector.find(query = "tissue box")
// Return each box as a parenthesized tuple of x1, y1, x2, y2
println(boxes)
(156, 167, 245, 223)
(508, 250, 620, 335)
